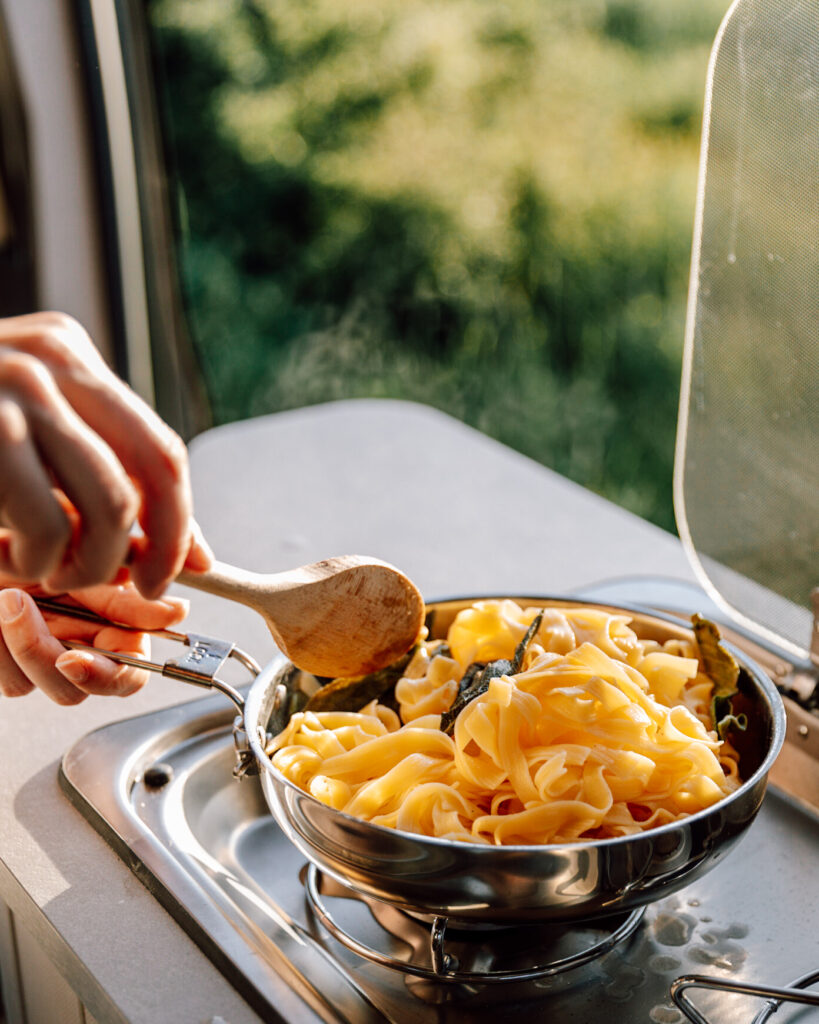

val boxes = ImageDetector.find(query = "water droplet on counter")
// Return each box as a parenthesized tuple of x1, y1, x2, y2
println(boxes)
(603, 963, 646, 1002)
(652, 912, 698, 947)
(650, 1007, 684, 1024)
(705, 923, 749, 942)
(688, 943, 746, 971)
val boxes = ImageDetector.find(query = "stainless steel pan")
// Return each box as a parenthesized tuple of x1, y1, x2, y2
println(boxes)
(44, 593, 785, 926)
(249, 596, 785, 925)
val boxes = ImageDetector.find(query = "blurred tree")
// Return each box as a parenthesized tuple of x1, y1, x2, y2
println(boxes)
(147, 0, 728, 531)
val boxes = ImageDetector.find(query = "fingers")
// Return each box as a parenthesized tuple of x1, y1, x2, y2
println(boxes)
(55, 628, 151, 698)
(0, 351, 140, 591)
(41, 580, 189, 698)
(0, 586, 161, 702)
(28, 315, 191, 597)
(0, 313, 196, 598)
(0, 397, 72, 579)
(67, 582, 189, 630)
(0, 589, 87, 704)
(0, 591, 34, 697)
(182, 518, 214, 573)
(54, 651, 135, 697)
(51, 584, 187, 696)
(116, 418, 192, 599)
(0, 312, 108, 370)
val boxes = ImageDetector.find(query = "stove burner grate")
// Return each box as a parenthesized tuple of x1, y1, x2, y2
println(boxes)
(304, 864, 645, 985)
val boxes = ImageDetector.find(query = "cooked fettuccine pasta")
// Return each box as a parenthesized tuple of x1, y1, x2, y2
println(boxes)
(267, 600, 742, 845)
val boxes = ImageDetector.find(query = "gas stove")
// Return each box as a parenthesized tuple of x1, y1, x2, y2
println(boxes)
(59, 580, 819, 1024)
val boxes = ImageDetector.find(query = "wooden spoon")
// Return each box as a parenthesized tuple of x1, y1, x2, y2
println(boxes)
(177, 555, 425, 678)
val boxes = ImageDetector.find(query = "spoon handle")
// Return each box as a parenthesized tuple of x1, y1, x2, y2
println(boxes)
(177, 560, 272, 611)
(177, 555, 386, 610)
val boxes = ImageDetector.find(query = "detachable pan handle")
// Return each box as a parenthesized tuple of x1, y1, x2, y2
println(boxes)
(33, 597, 263, 778)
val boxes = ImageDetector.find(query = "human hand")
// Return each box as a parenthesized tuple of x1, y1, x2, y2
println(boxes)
(0, 582, 189, 704)
(0, 311, 212, 599)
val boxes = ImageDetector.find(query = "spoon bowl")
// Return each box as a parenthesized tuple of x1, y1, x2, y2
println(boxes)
(178, 555, 425, 678)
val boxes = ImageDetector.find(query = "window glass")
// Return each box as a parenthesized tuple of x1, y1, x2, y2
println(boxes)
(145, 0, 727, 531)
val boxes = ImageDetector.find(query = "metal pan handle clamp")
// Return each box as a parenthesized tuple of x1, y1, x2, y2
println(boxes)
(34, 597, 263, 778)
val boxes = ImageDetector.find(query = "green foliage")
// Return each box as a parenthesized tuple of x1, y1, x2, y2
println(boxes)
(147, 0, 728, 532)
(600, 0, 726, 51)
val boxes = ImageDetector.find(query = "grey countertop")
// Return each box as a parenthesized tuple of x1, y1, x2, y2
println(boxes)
(0, 400, 696, 1023)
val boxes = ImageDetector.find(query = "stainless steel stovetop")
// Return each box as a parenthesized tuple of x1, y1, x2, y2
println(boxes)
(58, 581, 819, 1024)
